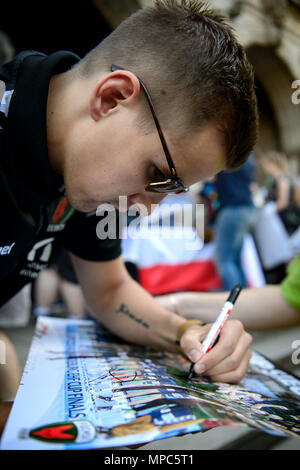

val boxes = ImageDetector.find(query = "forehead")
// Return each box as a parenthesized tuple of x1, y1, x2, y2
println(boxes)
(169, 124, 227, 186)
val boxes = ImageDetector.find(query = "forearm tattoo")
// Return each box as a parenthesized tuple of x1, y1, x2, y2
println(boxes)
(116, 303, 149, 329)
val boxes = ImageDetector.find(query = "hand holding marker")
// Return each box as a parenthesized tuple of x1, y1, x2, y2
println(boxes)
(188, 283, 243, 380)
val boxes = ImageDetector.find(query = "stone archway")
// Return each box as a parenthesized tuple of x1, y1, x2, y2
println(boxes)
(253, 75, 280, 153)
(247, 45, 300, 156)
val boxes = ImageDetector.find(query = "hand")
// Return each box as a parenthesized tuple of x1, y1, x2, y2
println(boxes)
(180, 320, 252, 383)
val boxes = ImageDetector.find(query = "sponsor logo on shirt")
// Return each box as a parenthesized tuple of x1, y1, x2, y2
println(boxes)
(20, 238, 54, 279)
(47, 196, 75, 233)
(0, 242, 15, 256)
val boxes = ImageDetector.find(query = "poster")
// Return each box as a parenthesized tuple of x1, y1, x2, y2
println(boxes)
(1, 316, 299, 450)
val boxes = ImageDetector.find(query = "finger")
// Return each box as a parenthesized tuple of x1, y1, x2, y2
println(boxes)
(180, 324, 211, 364)
(209, 349, 252, 383)
(194, 320, 245, 374)
(201, 330, 253, 378)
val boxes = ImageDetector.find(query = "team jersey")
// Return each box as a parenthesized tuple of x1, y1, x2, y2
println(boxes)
(0, 50, 121, 306)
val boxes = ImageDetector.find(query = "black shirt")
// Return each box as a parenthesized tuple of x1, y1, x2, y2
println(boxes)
(0, 51, 121, 306)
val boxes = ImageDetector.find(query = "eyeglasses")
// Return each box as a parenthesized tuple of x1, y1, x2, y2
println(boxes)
(111, 65, 189, 194)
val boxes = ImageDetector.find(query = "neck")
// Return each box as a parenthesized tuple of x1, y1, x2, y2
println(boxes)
(47, 70, 83, 175)
(46, 73, 67, 174)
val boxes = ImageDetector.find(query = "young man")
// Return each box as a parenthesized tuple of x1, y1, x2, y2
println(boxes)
(0, 0, 257, 406)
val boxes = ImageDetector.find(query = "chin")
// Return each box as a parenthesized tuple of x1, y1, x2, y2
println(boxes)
(67, 196, 98, 213)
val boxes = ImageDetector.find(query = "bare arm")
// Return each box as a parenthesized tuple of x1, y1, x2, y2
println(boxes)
(71, 254, 186, 352)
(156, 285, 300, 331)
(276, 177, 290, 212)
(70, 253, 252, 383)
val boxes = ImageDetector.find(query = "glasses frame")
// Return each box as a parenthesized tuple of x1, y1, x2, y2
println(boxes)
(111, 64, 189, 194)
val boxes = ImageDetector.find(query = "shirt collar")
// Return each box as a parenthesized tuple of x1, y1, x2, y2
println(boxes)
(5, 50, 80, 207)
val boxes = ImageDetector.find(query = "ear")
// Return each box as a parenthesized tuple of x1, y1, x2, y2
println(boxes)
(89, 71, 141, 121)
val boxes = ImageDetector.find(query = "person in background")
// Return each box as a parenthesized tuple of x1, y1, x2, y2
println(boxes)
(33, 245, 86, 318)
(213, 156, 258, 290)
(259, 150, 291, 232)
(287, 172, 300, 235)
(197, 179, 220, 243)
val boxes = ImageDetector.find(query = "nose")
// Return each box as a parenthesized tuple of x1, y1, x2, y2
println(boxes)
(129, 192, 165, 215)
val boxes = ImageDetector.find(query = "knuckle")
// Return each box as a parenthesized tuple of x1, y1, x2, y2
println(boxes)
(232, 370, 244, 384)
(179, 337, 190, 354)
(181, 326, 202, 345)
(231, 319, 243, 332)
(228, 356, 239, 371)
(232, 357, 251, 383)
(183, 325, 201, 338)
(224, 339, 235, 356)
(228, 367, 245, 384)
(245, 332, 253, 347)
(181, 331, 193, 345)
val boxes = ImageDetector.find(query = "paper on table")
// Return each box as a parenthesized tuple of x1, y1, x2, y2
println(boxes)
(1, 316, 299, 450)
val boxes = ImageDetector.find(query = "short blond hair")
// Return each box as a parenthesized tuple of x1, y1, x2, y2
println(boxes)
(261, 150, 288, 173)
(73, 0, 258, 171)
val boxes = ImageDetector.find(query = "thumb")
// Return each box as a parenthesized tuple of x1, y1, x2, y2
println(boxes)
(180, 326, 206, 363)
(187, 346, 203, 363)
